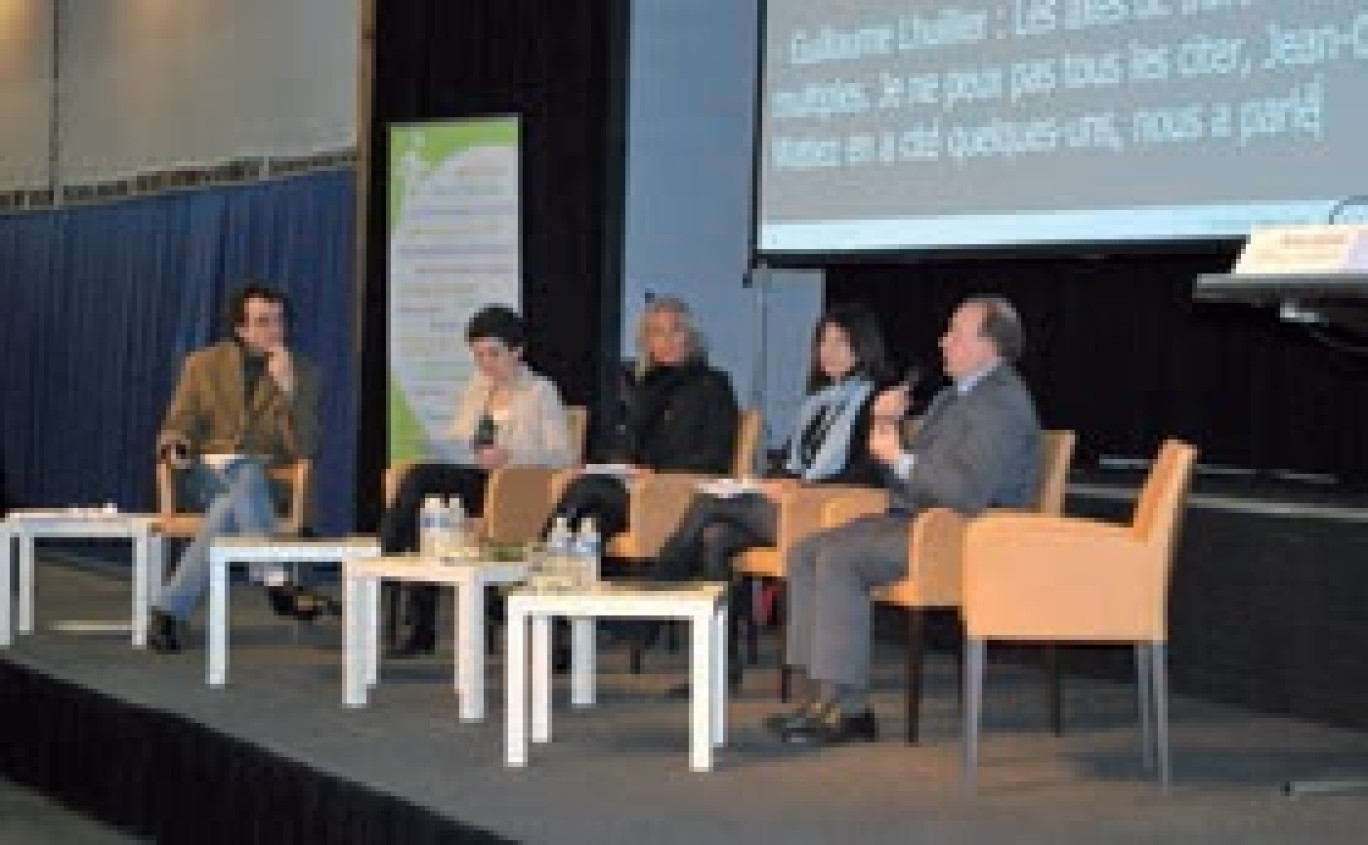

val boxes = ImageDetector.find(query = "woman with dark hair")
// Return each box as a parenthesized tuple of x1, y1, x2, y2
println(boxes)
(547, 297, 739, 541)
(382, 305, 572, 656)
(645, 301, 891, 689)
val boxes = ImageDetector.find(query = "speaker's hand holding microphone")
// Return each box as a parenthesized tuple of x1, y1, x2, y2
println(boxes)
(869, 384, 910, 466)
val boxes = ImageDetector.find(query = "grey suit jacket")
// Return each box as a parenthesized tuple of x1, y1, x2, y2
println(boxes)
(887, 364, 1041, 516)
(158, 340, 321, 463)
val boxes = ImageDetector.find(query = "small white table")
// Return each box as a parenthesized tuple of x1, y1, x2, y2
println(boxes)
(342, 555, 528, 722)
(207, 536, 382, 687)
(0, 510, 163, 648)
(504, 582, 727, 772)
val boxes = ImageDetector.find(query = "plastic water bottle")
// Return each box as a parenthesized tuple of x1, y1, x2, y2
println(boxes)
(419, 495, 446, 558)
(445, 495, 469, 560)
(543, 516, 574, 590)
(572, 517, 601, 588)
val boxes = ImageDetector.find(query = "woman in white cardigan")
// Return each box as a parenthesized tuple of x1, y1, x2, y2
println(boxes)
(381, 305, 572, 655)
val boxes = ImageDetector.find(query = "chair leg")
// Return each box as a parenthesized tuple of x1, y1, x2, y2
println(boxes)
(1152, 642, 1172, 794)
(778, 596, 790, 703)
(963, 638, 985, 792)
(629, 633, 644, 675)
(1136, 643, 1154, 773)
(746, 578, 760, 666)
(1044, 644, 1063, 736)
(905, 609, 926, 744)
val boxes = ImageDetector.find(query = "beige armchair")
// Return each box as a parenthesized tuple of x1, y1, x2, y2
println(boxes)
(961, 438, 1196, 792)
(155, 459, 312, 538)
(383, 406, 588, 545)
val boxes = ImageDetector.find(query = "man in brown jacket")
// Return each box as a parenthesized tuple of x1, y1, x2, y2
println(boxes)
(149, 283, 320, 653)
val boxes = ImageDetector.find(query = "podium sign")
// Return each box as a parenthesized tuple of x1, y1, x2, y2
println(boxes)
(1234, 224, 1368, 275)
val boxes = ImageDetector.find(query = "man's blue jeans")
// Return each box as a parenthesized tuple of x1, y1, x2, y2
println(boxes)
(156, 458, 280, 620)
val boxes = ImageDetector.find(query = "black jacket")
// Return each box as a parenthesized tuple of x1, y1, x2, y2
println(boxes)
(625, 361, 738, 473)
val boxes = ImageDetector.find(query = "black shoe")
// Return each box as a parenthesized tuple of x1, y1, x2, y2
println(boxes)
(265, 585, 298, 618)
(148, 609, 184, 654)
(781, 705, 879, 746)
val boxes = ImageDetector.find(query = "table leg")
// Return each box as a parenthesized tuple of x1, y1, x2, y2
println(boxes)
(364, 577, 380, 688)
(18, 529, 34, 634)
(712, 603, 727, 747)
(148, 534, 165, 608)
(0, 528, 12, 647)
(343, 572, 366, 707)
(132, 528, 150, 648)
(691, 609, 713, 772)
(457, 577, 484, 722)
(505, 605, 529, 767)
(531, 614, 552, 743)
(207, 552, 228, 687)
(570, 616, 595, 708)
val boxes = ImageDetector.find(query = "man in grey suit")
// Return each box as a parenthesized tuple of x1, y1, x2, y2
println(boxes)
(769, 296, 1041, 745)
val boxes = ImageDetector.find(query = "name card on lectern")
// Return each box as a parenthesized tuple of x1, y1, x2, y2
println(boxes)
(1234, 224, 1368, 275)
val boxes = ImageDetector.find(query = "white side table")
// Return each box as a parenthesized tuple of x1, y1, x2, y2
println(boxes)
(505, 583, 727, 772)
(0, 511, 163, 648)
(342, 555, 528, 722)
(207, 536, 382, 687)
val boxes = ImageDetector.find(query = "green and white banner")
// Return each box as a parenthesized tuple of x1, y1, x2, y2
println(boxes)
(387, 116, 520, 463)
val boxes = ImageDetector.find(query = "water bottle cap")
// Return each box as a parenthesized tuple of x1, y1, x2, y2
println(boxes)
(423, 495, 443, 508)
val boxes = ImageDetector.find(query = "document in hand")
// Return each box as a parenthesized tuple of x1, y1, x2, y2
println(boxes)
(696, 478, 761, 499)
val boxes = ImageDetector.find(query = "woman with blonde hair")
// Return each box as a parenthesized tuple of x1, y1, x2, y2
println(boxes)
(547, 297, 738, 540)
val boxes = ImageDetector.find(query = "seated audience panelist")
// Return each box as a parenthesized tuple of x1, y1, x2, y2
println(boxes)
(149, 283, 321, 654)
(546, 296, 739, 544)
(646, 301, 892, 690)
(381, 305, 572, 657)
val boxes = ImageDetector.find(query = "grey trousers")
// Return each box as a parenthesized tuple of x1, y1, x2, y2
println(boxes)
(785, 512, 910, 688)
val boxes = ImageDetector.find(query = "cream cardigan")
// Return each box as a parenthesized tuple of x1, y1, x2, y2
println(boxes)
(441, 365, 572, 468)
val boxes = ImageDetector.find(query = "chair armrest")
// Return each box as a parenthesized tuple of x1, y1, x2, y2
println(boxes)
(962, 513, 1162, 642)
(773, 485, 885, 550)
(818, 486, 889, 530)
(155, 461, 178, 517)
(273, 460, 312, 536)
(383, 459, 420, 508)
(623, 472, 713, 559)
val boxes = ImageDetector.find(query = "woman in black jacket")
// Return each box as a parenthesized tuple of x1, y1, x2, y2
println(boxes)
(548, 297, 739, 539)
(646, 301, 891, 689)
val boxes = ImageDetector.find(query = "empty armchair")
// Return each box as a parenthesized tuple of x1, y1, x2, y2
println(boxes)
(960, 438, 1196, 792)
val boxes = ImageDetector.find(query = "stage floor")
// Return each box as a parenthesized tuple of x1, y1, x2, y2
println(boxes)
(5, 557, 1368, 844)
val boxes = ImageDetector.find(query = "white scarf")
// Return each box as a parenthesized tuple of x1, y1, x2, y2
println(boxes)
(783, 377, 874, 481)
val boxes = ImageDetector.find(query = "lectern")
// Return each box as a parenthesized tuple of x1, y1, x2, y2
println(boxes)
(1194, 269, 1368, 797)
(1194, 272, 1368, 334)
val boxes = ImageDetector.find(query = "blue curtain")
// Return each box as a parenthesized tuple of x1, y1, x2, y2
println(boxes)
(0, 169, 357, 535)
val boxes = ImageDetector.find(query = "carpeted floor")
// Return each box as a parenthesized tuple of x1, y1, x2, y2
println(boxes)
(5, 556, 1368, 844)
